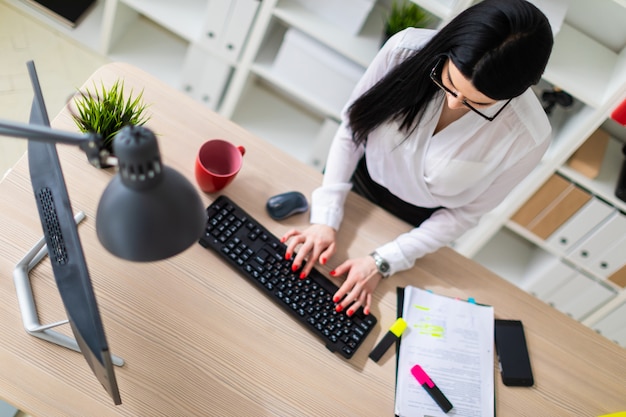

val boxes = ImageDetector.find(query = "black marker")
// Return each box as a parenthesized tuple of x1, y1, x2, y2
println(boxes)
(410, 364, 453, 413)
(369, 318, 407, 362)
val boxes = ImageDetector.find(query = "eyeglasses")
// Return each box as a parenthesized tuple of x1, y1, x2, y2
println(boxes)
(430, 58, 511, 122)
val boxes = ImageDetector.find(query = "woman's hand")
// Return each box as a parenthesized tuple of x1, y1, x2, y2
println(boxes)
(331, 256, 382, 316)
(281, 224, 337, 278)
(282, 226, 383, 316)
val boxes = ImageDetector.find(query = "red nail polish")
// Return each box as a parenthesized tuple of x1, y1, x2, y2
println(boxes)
(335, 305, 343, 312)
(285, 252, 291, 260)
(347, 309, 354, 317)
(292, 264, 298, 272)
(280, 237, 285, 243)
(321, 257, 327, 265)
(333, 296, 339, 303)
(299, 272, 306, 279)
(364, 308, 369, 315)
(330, 270, 336, 276)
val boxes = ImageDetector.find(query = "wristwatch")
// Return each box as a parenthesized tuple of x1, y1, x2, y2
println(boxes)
(370, 251, 391, 278)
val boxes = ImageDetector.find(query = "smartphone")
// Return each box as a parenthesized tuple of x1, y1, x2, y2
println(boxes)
(494, 319, 534, 386)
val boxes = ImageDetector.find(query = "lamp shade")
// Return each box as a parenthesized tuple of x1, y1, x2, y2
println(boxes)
(96, 126, 206, 261)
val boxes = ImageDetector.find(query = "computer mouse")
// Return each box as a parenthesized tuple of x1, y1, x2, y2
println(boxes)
(266, 191, 308, 220)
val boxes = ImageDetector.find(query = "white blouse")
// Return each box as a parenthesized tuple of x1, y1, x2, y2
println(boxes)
(310, 28, 551, 275)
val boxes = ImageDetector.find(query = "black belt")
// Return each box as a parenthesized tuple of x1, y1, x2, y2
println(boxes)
(352, 157, 442, 227)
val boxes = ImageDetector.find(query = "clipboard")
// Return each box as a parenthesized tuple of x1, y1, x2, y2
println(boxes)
(393, 286, 495, 417)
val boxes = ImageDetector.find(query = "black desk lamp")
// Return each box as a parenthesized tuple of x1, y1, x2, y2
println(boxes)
(1, 61, 206, 405)
(1, 118, 206, 261)
(97, 124, 207, 261)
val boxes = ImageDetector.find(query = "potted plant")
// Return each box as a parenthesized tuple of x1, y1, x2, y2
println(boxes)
(383, 0, 434, 43)
(71, 79, 150, 158)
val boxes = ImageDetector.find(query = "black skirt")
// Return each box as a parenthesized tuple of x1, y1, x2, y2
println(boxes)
(352, 157, 442, 227)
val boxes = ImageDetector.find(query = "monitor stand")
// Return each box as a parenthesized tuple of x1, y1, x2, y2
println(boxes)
(12, 211, 124, 367)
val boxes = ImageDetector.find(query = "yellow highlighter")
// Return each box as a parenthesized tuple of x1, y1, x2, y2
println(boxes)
(369, 318, 408, 362)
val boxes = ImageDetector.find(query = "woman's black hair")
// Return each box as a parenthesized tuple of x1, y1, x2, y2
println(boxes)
(348, 0, 553, 146)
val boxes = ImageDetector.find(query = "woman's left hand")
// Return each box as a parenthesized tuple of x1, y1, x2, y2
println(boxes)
(331, 255, 383, 316)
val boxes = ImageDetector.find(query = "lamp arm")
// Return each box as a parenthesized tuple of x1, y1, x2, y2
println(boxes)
(0, 118, 111, 168)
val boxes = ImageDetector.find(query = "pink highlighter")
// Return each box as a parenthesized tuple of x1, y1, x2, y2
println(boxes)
(410, 364, 454, 413)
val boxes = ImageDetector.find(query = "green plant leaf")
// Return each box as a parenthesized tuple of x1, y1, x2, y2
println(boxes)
(71, 79, 151, 152)
(385, 0, 433, 36)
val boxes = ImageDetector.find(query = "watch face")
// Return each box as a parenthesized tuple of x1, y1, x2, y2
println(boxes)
(371, 252, 390, 276)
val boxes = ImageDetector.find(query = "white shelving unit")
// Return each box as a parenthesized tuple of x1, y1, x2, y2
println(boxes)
(116, 0, 207, 42)
(232, 80, 323, 164)
(270, 0, 387, 68)
(220, 0, 396, 170)
(104, 15, 188, 88)
(100, 0, 208, 88)
(99, 0, 260, 109)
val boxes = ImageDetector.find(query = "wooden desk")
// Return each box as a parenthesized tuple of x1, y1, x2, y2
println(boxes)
(0, 63, 624, 416)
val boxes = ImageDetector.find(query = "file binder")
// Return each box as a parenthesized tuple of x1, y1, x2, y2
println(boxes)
(609, 264, 626, 288)
(544, 272, 615, 320)
(526, 183, 590, 240)
(545, 197, 614, 254)
(586, 233, 626, 278)
(566, 128, 609, 179)
(181, 45, 232, 110)
(592, 302, 626, 348)
(219, 0, 260, 62)
(199, 0, 233, 52)
(567, 211, 626, 272)
(522, 253, 578, 299)
(511, 174, 570, 227)
(308, 118, 340, 171)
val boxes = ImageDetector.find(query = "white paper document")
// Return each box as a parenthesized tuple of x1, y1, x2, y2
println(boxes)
(395, 287, 494, 417)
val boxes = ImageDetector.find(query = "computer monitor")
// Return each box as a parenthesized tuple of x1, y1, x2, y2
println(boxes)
(25, 61, 121, 405)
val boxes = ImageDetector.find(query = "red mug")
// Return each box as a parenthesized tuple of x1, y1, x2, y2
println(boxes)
(194, 139, 245, 193)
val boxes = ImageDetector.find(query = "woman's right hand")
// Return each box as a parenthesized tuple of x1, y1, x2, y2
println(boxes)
(281, 224, 337, 278)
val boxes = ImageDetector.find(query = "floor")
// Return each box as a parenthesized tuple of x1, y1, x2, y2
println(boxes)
(0, 2, 109, 415)
(0, 0, 109, 179)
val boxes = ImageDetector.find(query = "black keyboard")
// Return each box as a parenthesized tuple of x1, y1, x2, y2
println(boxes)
(198, 195, 377, 359)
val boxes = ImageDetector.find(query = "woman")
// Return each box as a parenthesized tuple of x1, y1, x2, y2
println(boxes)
(282, 0, 554, 316)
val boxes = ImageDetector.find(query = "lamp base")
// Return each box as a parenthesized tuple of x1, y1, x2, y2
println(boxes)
(13, 211, 124, 367)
